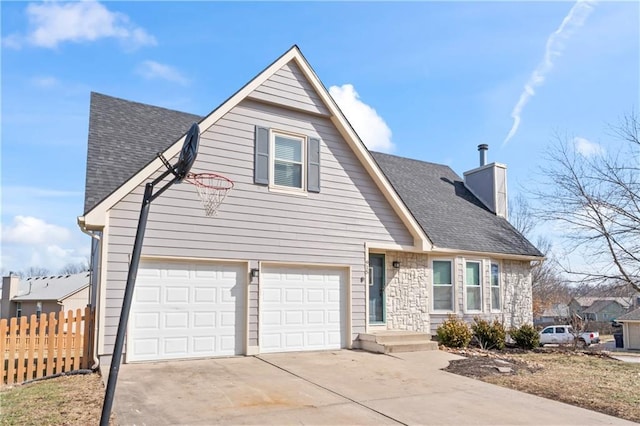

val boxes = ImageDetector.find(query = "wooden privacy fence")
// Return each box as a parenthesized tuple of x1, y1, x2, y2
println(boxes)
(0, 307, 94, 385)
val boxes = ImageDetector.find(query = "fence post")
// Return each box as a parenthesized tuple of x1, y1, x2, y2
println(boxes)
(37, 313, 47, 380)
(27, 314, 37, 381)
(7, 317, 17, 385)
(82, 306, 92, 369)
(0, 319, 7, 384)
(46, 312, 56, 377)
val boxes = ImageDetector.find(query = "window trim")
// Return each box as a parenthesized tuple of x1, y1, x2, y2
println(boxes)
(269, 129, 307, 193)
(490, 261, 501, 312)
(432, 258, 454, 312)
(464, 260, 483, 313)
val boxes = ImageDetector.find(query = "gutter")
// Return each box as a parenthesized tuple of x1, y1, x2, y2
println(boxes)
(78, 216, 101, 371)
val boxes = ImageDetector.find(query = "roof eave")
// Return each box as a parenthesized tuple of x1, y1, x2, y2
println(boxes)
(79, 46, 431, 251)
(430, 246, 545, 261)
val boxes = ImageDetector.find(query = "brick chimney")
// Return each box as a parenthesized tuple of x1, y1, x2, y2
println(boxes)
(463, 144, 508, 219)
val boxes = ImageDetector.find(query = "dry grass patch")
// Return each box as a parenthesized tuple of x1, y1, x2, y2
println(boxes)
(0, 373, 113, 425)
(445, 349, 640, 423)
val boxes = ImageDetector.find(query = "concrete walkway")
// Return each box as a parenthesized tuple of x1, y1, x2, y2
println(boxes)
(113, 350, 634, 425)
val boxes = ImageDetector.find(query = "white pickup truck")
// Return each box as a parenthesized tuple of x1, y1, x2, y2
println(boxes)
(539, 325, 600, 347)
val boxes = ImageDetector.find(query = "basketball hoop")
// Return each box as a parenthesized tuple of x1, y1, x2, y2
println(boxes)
(186, 172, 234, 216)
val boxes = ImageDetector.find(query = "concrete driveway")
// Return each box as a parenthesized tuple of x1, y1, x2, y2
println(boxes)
(113, 350, 633, 425)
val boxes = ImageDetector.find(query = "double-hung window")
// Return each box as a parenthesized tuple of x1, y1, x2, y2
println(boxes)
(16, 302, 22, 318)
(36, 301, 43, 320)
(433, 260, 453, 311)
(273, 133, 304, 189)
(254, 126, 321, 194)
(465, 261, 481, 311)
(490, 263, 500, 311)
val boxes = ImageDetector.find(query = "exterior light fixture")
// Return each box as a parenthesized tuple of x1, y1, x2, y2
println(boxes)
(392, 261, 400, 269)
(250, 268, 260, 278)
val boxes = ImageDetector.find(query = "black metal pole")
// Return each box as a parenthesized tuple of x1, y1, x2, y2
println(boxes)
(99, 181, 153, 426)
(99, 168, 178, 425)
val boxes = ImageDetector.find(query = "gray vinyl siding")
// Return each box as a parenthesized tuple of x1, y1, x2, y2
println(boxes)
(247, 62, 330, 116)
(102, 75, 413, 356)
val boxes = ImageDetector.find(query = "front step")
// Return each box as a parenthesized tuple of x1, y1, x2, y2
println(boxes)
(357, 331, 439, 354)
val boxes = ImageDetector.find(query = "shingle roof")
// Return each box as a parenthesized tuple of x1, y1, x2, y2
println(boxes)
(84, 92, 201, 214)
(371, 152, 542, 256)
(582, 299, 624, 314)
(573, 297, 632, 309)
(83, 94, 542, 257)
(617, 307, 640, 321)
(12, 272, 90, 302)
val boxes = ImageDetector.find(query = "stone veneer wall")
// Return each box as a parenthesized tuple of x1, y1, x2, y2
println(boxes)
(384, 251, 430, 331)
(501, 260, 533, 329)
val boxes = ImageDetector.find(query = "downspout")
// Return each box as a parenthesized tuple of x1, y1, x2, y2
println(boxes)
(79, 225, 101, 371)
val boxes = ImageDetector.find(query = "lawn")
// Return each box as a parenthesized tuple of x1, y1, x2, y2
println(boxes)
(0, 373, 112, 425)
(445, 348, 640, 423)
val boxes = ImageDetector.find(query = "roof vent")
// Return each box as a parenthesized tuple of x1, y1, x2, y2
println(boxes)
(478, 144, 489, 167)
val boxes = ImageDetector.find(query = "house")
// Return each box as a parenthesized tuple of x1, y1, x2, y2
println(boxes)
(0, 272, 90, 320)
(616, 308, 640, 350)
(77, 46, 542, 369)
(568, 297, 632, 322)
(535, 303, 570, 326)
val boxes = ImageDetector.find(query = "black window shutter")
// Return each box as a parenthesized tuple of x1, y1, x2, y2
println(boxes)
(307, 137, 321, 193)
(254, 126, 269, 185)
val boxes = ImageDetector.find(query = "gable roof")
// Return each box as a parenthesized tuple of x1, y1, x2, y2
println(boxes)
(540, 304, 570, 318)
(572, 297, 632, 310)
(11, 272, 90, 302)
(582, 299, 624, 314)
(79, 46, 429, 251)
(371, 152, 542, 257)
(85, 93, 201, 213)
(617, 307, 640, 321)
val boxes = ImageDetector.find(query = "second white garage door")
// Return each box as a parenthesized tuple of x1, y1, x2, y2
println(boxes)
(128, 261, 245, 362)
(260, 265, 346, 353)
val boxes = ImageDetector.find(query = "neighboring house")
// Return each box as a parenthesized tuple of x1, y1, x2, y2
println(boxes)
(77, 46, 542, 369)
(535, 303, 570, 326)
(616, 308, 640, 350)
(0, 272, 90, 320)
(569, 297, 632, 322)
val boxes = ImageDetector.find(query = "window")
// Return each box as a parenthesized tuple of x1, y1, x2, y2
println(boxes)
(36, 302, 43, 319)
(433, 260, 453, 311)
(541, 327, 554, 334)
(491, 263, 500, 311)
(273, 133, 304, 189)
(16, 302, 22, 318)
(254, 126, 321, 193)
(556, 327, 566, 333)
(465, 261, 481, 311)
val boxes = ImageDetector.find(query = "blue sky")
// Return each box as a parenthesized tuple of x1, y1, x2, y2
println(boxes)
(1, 1, 638, 274)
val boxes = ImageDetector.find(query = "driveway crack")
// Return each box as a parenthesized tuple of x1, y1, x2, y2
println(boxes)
(255, 356, 407, 425)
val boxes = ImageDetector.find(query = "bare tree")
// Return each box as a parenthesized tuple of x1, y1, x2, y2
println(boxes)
(509, 196, 571, 316)
(59, 261, 89, 274)
(533, 112, 640, 293)
(19, 266, 51, 278)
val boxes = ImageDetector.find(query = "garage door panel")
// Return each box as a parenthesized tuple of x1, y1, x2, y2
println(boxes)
(128, 261, 245, 362)
(261, 266, 345, 353)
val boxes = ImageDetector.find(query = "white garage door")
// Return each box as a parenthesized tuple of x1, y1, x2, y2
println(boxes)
(261, 265, 345, 353)
(128, 261, 245, 362)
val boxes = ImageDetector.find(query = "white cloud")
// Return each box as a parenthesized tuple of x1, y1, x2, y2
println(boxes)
(503, 0, 597, 145)
(2, 216, 71, 245)
(136, 60, 189, 85)
(574, 136, 604, 157)
(31, 76, 60, 88)
(1, 216, 89, 274)
(3, 0, 156, 50)
(329, 84, 394, 152)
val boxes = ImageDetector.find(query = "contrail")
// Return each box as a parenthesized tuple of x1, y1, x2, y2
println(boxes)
(503, 1, 597, 146)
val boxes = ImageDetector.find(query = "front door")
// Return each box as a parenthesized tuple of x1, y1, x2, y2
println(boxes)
(369, 254, 385, 324)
